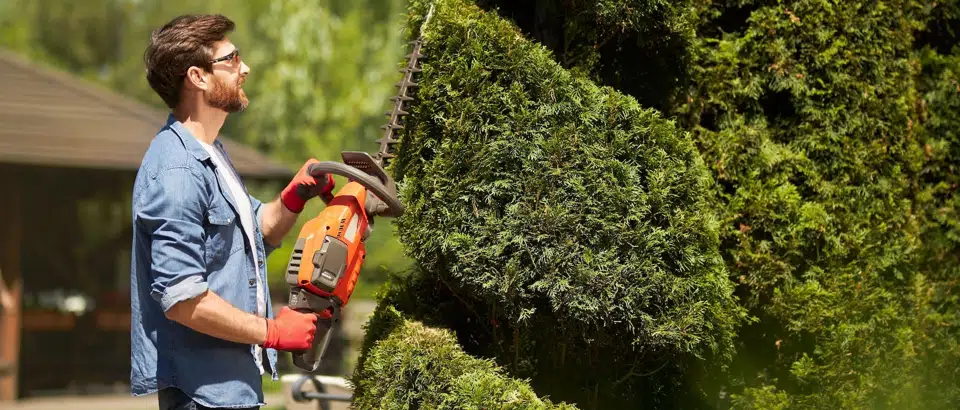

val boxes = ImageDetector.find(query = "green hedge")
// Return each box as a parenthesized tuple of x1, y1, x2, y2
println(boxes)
(350, 295, 576, 409)
(353, 0, 745, 407)
(669, 2, 959, 408)
(354, 0, 960, 409)
(910, 31, 960, 409)
(478, 1, 959, 407)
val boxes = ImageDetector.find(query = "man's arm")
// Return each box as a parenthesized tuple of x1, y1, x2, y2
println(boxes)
(259, 197, 300, 248)
(166, 290, 267, 344)
(137, 166, 267, 344)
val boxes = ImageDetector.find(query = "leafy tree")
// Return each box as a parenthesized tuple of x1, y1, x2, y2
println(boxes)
(235, 0, 414, 293)
(0, 0, 271, 105)
(232, 0, 405, 163)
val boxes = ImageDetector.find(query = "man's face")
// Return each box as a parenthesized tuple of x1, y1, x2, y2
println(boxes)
(205, 40, 249, 113)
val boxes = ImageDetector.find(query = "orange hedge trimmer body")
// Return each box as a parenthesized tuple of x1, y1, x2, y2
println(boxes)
(289, 181, 369, 317)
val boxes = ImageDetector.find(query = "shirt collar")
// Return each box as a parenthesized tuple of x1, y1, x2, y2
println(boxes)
(166, 113, 225, 161)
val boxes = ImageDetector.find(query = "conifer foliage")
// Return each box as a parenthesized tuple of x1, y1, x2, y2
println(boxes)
(390, 0, 741, 354)
(351, 302, 576, 409)
(668, 1, 933, 407)
(671, 1, 960, 407)
(351, 0, 960, 408)
(351, 0, 743, 407)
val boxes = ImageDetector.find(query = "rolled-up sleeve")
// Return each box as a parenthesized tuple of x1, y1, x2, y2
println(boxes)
(136, 166, 209, 312)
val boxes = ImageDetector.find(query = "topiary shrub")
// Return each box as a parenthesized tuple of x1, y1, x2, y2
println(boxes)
(350, 297, 576, 409)
(351, 0, 745, 408)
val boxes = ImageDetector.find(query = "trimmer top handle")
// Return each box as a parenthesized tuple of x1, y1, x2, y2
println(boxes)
(307, 161, 404, 218)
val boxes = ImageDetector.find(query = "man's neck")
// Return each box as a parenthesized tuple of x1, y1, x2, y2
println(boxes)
(173, 103, 227, 145)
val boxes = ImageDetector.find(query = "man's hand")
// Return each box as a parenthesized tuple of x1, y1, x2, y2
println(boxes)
(261, 158, 336, 246)
(262, 307, 319, 351)
(280, 159, 335, 213)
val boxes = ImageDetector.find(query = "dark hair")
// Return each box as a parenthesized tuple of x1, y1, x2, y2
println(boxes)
(143, 14, 235, 109)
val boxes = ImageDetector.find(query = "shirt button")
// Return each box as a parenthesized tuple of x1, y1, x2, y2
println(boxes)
(248, 279, 255, 286)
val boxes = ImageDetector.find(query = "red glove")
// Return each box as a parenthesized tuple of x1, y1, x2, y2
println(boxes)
(262, 307, 318, 351)
(280, 159, 335, 213)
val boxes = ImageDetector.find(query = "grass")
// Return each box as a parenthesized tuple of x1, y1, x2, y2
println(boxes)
(263, 374, 285, 394)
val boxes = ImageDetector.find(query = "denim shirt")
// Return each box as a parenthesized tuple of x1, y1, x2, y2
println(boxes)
(129, 115, 279, 408)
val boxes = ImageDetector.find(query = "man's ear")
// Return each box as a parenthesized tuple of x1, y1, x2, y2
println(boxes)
(184, 66, 209, 91)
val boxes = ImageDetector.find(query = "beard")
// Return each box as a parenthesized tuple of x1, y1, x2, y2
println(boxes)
(207, 75, 248, 113)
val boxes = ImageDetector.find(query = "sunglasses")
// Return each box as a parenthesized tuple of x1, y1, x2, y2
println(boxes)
(210, 48, 240, 64)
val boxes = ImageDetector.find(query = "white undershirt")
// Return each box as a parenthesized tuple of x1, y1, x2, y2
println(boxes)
(199, 140, 266, 375)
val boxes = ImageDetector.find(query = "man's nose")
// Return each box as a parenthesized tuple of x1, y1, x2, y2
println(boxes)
(240, 61, 250, 76)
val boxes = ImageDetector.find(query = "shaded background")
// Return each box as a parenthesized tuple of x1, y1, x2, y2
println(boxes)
(0, 0, 412, 403)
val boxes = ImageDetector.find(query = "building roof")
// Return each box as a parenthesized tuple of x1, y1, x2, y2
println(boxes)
(0, 48, 293, 180)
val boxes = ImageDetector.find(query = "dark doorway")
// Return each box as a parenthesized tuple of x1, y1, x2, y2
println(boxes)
(16, 165, 133, 397)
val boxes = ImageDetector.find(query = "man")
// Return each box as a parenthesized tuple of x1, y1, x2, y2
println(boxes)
(130, 14, 332, 409)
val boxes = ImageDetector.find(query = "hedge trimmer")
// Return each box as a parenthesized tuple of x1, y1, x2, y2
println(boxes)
(283, 21, 430, 372)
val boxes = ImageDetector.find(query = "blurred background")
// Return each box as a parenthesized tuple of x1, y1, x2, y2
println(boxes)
(0, 0, 412, 406)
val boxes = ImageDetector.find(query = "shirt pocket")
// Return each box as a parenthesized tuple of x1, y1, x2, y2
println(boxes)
(203, 205, 242, 270)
